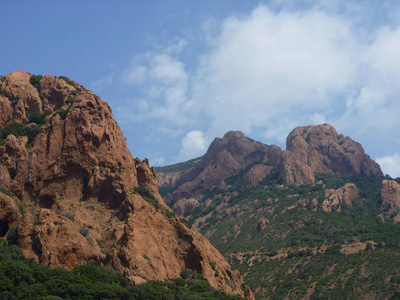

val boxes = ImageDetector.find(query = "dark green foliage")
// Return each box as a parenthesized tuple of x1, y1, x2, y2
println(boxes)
(0, 243, 244, 300)
(158, 186, 177, 197)
(79, 227, 89, 237)
(54, 109, 69, 120)
(98, 161, 107, 168)
(165, 210, 176, 219)
(0, 188, 11, 197)
(61, 212, 73, 220)
(6, 227, 18, 245)
(58, 76, 75, 86)
(27, 111, 51, 125)
(182, 171, 400, 299)
(29, 75, 43, 87)
(179, 218, 193, 229)
(134, 185, 160, 209)
(65, 97, 74, 104)
(0, 122, 42, 143)
(7, 95, 19, 103)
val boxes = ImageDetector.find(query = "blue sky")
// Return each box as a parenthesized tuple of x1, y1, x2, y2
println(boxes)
(1, 1, 400, 177)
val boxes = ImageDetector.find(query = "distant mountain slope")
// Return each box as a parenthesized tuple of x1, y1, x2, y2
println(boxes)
(156, 125, 382, 215)
(0, 71, 252, 299)
(155, 127, 400, 299)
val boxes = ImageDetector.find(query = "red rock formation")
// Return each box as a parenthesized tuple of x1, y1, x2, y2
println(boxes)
(0, 71, 252, 298)
(322, 183, 360, 212)
(165, 131, 281, 205)
(282, 124, 382, 184)
(381, 180, 400, 223)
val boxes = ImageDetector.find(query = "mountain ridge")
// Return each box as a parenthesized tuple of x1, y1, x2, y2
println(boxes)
(157, 125, 382, 214)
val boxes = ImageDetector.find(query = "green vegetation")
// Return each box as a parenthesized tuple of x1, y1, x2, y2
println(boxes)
(134, 185, 160, 210)
(29, 74, 43, 87)
(58, 76, 75, 86)
(27, 111, 51, 125)
(0, 122, 42, 144)
(155, 156, 202, 173)
(178, 171, 400, 299)
(0, 187, 11, 197)
(0, 242, 244, 300)
(54, 109, 69, 120)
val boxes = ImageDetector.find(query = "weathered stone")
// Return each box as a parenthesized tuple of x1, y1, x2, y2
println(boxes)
(0, 71, 252, 299)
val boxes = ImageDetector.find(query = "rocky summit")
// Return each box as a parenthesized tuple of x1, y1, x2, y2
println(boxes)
(0, 71, 252, 298)
(158, 125, 382, 213)
(156, 126, 400, 299)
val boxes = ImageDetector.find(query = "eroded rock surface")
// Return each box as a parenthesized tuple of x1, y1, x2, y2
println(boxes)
(322, 183, 360, 212)
(381, 180, 400, 223)
(0, 71, 252, 298)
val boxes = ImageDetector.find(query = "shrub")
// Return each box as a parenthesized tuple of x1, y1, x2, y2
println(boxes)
(6, 226, 18, 245)
(79, 228, 89, 237)
(0, 187, 11, 196)
(27, 111, 51, 124)
(0, 122, 42, 142)
(29, 75, 43, 87)
(54, 109, 69, 120)
(61, 212, 73, 220)
(58, 76, 74, 86)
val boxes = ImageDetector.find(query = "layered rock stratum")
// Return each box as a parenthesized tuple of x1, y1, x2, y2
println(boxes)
(0, 71, 252, 298)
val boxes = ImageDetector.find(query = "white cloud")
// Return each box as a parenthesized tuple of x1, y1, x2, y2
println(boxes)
(192, 5, 360, 140)
(115, 3, 400, 164)
(176, 131, 209, 162)
(377, 153, 400, 178)
(121, 49, 190, 127)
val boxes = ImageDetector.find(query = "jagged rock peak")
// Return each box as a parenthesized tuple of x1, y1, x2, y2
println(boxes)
(0, 71, 252, 299)
(285, 124, 383, 177)
(165, 131, 281, 204)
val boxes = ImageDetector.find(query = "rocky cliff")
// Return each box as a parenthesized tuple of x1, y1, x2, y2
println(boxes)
(158, 125, 382, 211)
(0, 71, 252, 298)
(163, 131, 282, 207)
(281, 124, 383, 184)
(381, 180, 400, 223)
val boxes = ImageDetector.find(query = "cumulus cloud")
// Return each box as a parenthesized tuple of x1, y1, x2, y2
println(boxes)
(176, 131, 209, 162)
(120, 50, 190, 126)
(192, 5, 360, 140)
(377, 153, 400, 178)
(115, 2, 400, 164)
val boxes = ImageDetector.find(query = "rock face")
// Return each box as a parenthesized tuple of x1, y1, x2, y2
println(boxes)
(159, 124, 382, 210)
(281, 124, 383, 184)
(0, 71, 252, 298)
(165, 131, 282, 205)
(322, 183, 360, 212)
(381, 180, 400, 223)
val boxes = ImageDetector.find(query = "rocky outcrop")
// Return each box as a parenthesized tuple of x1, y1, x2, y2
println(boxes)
(278, 151, 315, 185)
(381, 180, 400, 223)
(164, 131, 282, 205)
(173, 198, 199, 216)
(281, 124, 383, 184)
(256, 218, 269, 232)
(241, 164, 274, 190)
(322, 183, 359, 212)
(159, 125, 382, 212)
(0, 71, 252, 298)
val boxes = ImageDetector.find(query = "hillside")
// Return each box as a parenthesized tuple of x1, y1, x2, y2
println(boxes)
(156, 127, 400, 299)
(0, 70, 252, 299)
